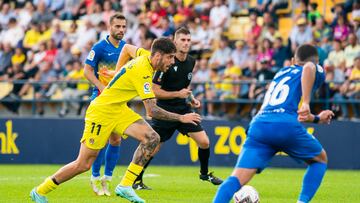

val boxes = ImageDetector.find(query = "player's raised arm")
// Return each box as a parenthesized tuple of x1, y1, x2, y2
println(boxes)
(143, 98, 201, 125)
(115, 44, 139, 72)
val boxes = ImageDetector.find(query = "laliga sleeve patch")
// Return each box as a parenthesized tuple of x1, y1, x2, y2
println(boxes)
(144, 82, 151, 94)
(87, 50, 95, 61)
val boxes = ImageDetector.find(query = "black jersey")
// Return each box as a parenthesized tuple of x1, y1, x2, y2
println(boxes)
(152, 54, 196, 108)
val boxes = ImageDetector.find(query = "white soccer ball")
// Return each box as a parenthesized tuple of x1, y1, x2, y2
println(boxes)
(233, 185, 260, 203)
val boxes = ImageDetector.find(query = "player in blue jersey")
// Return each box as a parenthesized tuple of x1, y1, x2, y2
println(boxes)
(213, 44, 335, 203)
(83, 13, 126, 196)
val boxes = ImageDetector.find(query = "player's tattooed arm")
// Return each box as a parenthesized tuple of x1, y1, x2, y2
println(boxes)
(143, 98, 201, 125)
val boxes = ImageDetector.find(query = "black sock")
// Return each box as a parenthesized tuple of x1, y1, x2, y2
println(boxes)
(135, 157, 153, 183)
(198, 148, 210, 175)
(51, 177, 59, 185)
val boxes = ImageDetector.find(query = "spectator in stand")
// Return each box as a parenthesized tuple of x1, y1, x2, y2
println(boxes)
(33, 61, 57, 115)
(312, 17, 332, 46)
(0, 63, 27, 114)
(23, 21, 41, 51)
(59, 60, 89, 117)
(193, 57, 211, 100)
(333, 15, 351, 42)
(74, 19, 97, 49)
(0, 43, 13, 77)
(334, 55, 360, 120)
(308, 2, 321, 25)
(190, 17, 214, 59)
(208, 37, 232, 73)
(0, 3, 15, 29)
(327, 39, 346, 70)
(32, 1, 54, 24)
(0, 18, 24, 48)
(102, 0, 115, 26)
(247, 12, 262, 44)
(54, 38, 73, 73)
(66, 21, 78, 44)
(60, 0, 82, 20)
(81, 3, 103, 26)
(51, 20, 66, 48)
(209, 0, 230, 39)
(261, 22, 281, 43)
(344, 33, 360, 69)
(290, 18, 313, 52)
(17, 1, 35, 29)
(231, 40, 248, 69)
(11, 48, 26, 67)
(272, 37, 291, 71)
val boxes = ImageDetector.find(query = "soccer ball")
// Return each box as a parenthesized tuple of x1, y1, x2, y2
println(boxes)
(233, 185, 260, 203)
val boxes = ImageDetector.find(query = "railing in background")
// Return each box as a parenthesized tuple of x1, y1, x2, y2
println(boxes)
(0, 80, 359, 116)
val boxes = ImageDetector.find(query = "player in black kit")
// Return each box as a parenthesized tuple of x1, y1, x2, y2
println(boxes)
(132, 27, 223, 190)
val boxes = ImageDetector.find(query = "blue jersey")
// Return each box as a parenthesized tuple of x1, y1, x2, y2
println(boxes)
(253, 64, 325, 123)
(85, 35, 126, 99)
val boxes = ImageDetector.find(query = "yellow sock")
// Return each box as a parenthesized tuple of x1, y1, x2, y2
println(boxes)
(36, 177, 58, 196)
(120, 162, 143, 186)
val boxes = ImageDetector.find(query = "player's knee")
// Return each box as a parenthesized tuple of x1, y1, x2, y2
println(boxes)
(109, 135, 121, 146)
(198, 139, 210, 149)
(75, 161, 92, 173)
(143, 131, 160, 148)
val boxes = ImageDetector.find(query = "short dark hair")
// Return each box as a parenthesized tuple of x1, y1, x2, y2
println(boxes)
(109, 13, 126, 25)
(175, 27, 191, 37)
(295, 44, 318, 62)
(151, 37, 176, 56)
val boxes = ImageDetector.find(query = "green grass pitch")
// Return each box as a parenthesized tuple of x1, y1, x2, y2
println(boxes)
(0, 165, 359, 202)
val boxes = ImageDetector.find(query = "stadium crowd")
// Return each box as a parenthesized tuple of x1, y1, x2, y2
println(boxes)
(0, 0, 359, 120)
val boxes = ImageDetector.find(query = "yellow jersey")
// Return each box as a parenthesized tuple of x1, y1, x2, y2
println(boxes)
(90, 48, 154, 112)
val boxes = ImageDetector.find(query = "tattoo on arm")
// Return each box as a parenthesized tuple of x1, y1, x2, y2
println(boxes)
(143, 99, 181, 122)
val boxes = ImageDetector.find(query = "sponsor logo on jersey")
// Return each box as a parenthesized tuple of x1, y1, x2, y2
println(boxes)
(143, 76, 151, 79)
(173, 66, 178, 71)
(188, 73, 192, 80)
(107, 53, 116, 56)
(87, 50, 95, 61)
(144, 82, 151, 94)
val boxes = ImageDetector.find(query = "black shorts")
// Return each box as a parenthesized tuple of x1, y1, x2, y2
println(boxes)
(151, 106, 203, 142)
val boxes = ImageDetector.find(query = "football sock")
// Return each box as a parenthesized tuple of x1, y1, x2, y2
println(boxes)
(213, 176, 241, 203)
(91, 147, 106, 177)
(104, 144, 121, 177)
(299, 162, 327, 203)
(36, 177, 59, 196)
(198, 147, 210, 175)
(120, 162, 143, 186)
(135, 157, 153, 183)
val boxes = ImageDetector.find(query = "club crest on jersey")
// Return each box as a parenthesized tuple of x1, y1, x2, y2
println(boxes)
(87, 50, 95, 61)
(144, 82, 151, 94)
(188, 73, 192, 80)
(173, 66, 178, 71)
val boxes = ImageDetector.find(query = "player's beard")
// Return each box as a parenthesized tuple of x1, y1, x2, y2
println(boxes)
(111, 32, 123, 41)
(157, 58, 168, 72)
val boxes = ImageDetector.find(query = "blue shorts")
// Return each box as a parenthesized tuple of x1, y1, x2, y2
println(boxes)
(236, 121, 323, 172)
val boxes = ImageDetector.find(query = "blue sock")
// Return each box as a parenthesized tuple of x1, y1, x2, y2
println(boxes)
(91, 147, 106, 177)
(299, 162, 327, 203)
(213, 176, 241, 203)
(104, 144, 121, 177)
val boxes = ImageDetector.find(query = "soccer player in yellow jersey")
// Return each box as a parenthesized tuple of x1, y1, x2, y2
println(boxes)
(30, 38, 201, 203)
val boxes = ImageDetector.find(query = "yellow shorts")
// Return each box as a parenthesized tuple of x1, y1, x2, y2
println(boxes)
(80, 103, 142, 150)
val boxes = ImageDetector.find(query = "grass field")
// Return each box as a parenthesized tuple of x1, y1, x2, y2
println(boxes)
(0, 165, 359, 203)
